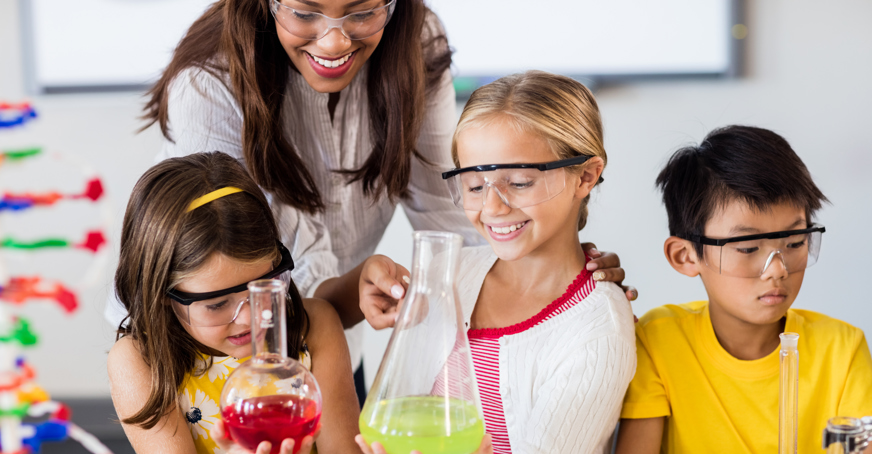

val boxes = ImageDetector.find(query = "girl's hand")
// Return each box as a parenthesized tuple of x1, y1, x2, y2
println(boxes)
(213, 419, 317, 454)
(359, 255, 410, 330)
(354, 433, 494, 454)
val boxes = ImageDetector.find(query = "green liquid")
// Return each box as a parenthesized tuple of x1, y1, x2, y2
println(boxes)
(359, 396, 484, 454)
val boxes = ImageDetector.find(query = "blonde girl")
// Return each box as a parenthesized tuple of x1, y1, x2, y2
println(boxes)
(359, 71, 636, 454)
(108, 152, 359, 454)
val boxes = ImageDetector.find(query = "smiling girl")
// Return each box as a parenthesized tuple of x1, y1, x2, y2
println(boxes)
(358, 71, 637, 454)
(108, 152, 360, 454)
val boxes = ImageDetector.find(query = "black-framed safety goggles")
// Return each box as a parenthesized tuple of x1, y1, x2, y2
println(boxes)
(681, 224, 826, 278)
(167, 241, 294, 327)
(441, 155, 603, 211)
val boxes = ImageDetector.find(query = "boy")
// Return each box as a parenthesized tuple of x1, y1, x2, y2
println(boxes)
(615, 125, 872, 453)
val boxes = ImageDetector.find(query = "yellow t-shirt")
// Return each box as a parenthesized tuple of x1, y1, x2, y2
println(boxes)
(180, 349, 312, 454)
(621, 301, 872, 453)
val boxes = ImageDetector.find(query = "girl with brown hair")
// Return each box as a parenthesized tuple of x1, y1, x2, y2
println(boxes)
(108, 0, 634, 403)
(108, 152, 360, 453)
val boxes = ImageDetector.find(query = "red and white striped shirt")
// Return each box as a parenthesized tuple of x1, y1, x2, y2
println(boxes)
(468, 267, 596, 454)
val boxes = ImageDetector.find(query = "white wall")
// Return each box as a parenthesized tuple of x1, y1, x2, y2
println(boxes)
(1, 1, 159, 396)
(1, 0, 870, 397)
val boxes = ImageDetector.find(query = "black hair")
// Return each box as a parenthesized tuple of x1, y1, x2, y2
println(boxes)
(655, 125, 828, 255)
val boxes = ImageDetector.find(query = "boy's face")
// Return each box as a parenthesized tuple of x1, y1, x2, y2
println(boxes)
(694, 200, 808, 326)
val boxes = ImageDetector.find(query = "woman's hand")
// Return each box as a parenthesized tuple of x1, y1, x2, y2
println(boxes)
(213, 419, 317, 454)
(354, 433, 494, 454)
(359, 255, 410, 330)
(582, 243, 639, 322)
(582, 243, 638, 302)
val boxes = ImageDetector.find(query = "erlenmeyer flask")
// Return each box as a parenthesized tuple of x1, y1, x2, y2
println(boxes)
(220, 279, 321, 454)
(360, 231, 484, 454)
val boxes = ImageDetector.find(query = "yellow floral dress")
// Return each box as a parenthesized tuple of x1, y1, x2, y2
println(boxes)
(179, 347, 312, 454)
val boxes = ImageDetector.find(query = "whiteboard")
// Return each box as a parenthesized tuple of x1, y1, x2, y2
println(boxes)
(22, 0, 215, 93)
(21, 0, 739, 94)
(430, 0, 738, 79)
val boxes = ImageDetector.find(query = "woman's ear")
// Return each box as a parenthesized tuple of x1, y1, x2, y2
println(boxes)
(664, 236, 702, 277)
(573, 156, 605, 199)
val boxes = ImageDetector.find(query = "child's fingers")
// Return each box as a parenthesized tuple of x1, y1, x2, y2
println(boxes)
(254, 441, 273, 454)
(354, 434, 374, 454)
(476, 434, 494, 454)
(280, 437, 306, 454)
(298, 435, 316, 453)
(211, 420, 234, 450)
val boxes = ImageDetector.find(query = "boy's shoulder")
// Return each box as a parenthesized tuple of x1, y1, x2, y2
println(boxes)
(790, 308, 867, 345)
(636, 300, 708, 330)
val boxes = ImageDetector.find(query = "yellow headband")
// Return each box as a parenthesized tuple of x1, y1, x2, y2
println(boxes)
(187, 187, 244, 212)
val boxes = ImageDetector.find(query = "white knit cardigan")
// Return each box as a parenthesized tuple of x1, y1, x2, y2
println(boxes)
(457, 246, 637, 454)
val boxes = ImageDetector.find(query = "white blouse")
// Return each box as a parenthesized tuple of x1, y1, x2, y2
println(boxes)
(106, 43, 483, 369)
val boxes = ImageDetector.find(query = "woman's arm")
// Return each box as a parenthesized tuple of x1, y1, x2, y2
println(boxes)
(615, 418, 664, 454)
(107, 337, 197, 454)
(302, 298, 361, 454)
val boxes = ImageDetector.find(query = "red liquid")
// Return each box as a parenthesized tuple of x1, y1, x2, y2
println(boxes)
(223, 395, 321, 454)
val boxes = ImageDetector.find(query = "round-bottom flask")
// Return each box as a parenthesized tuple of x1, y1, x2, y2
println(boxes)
(220, 280, 321, 454)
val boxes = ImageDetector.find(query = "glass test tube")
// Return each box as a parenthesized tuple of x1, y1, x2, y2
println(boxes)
(779, 332, 799, 454)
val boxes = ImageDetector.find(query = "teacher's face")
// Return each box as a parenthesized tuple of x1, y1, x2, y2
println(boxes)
(274, 0, 388, 93)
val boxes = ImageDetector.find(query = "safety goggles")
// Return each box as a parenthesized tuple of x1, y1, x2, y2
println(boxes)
(682, 224, 825, 278)
(270, 0, 396, 41)
(167, 241, 294, 327)
(441, 155, 602, 211)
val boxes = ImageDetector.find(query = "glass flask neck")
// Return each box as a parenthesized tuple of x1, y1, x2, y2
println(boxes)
(409, 231, 463, 289)
(248, 279, 288, 361)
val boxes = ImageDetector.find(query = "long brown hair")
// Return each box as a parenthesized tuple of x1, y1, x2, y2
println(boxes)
(115, 152, 308, 429)
(452, 71, 607, 230)
(142, 0, 452, 213)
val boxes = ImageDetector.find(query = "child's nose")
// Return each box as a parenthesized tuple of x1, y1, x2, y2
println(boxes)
(760, 250, 789, 280)
(482, 184, 512, 216)
(231, 299, 251, 325)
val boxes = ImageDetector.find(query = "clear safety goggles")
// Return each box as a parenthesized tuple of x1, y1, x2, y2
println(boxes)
(270, 0, 396, 41)
(441, 155, 602, 211)
(166, 241, 294, 327)
(683, 224, 825, 278)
